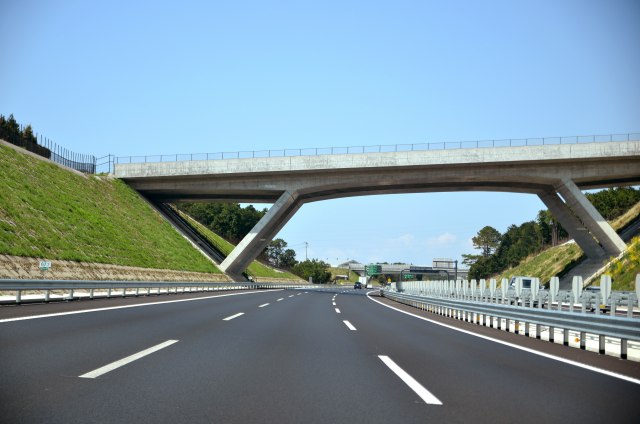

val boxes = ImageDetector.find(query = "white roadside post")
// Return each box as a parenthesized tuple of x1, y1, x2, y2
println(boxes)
(599, 275, 612, 354)
(572, 276, 583, 312)
(500, 279, 508, 330)
(514, 277, 523, 333)
(529, 278, 540, 337)
(549, 277, 559, 343)
(567, 276, 583, 346)
(489, 279, 497, 327)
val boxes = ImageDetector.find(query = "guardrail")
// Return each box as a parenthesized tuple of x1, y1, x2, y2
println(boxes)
(383, 275, 640, 360)
(112, 132, 640, 166)
(0, 279, 315, 305)
(396, 275, 640, 315)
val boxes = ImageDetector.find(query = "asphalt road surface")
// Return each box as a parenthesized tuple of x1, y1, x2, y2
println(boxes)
(1, 288, 638, 423)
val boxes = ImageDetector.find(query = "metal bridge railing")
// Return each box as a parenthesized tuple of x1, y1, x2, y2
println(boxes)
(112, 132, 640, 166)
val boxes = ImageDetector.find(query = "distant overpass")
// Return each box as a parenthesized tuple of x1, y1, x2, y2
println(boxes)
(347, 263, 469, 280)
(114, 137, 640, 280)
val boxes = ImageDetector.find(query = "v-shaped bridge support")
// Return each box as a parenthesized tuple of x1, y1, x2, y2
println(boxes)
(220, 191, 302, 280)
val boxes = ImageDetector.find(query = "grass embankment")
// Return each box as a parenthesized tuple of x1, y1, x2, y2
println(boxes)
(176, 210, 300, 280)
(328, 267, 360, 283)
(495, 200, 640, 289)
(601, 236, 640, 291)
(0, 144, 220, 273)
(495, 243, 583, 285)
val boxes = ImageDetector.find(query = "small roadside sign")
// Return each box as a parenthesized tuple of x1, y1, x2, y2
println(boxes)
(39, 261, 52, 271)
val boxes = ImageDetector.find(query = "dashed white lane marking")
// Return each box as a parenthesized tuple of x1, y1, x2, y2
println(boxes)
(259, 303, 270, 308)
(297, 293, 302, 296)
(79, 340, 179, 379)
(288, 295, 295, 298)
(277, 298, 284, 302)
(343, 320, 356, 331)
(335, 308, 341, 314)
(223, 313, 244, 321)
(378, 355, 442, 405)
(332, 302, 336, 306)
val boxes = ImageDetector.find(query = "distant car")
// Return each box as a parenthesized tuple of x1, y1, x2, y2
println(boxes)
(354, 282, 362, 289)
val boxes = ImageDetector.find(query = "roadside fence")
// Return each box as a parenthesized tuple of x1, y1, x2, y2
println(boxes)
(0, 125, 96, 174)
(383, 275, 640, 360)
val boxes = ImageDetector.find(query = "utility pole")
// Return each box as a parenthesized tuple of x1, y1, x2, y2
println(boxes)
(304, 242, 308, 260)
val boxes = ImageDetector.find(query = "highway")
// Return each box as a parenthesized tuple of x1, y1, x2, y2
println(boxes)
(1, 288, 638, 423)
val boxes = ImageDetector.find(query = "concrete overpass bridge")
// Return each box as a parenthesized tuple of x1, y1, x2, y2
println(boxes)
(114, 138, 640, 280)
(348, 263, 470, 281)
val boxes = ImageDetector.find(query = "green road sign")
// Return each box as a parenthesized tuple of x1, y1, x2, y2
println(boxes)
(366, 264, 382, 276)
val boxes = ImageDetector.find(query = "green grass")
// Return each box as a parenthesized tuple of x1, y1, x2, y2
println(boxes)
(601, 236, 640, 291)
(495, 243, 583, 285)
(176, 209, 300, 280)
(0, 145, 220, 273)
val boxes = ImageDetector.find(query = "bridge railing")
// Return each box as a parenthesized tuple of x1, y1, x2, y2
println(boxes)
(113, 132, 640, 165)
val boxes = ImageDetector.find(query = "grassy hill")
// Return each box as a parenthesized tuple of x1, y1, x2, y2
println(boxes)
(0, 143, 221, 273)
(0, 143, 303, 281)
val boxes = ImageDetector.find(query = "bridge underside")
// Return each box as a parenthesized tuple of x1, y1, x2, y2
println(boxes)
(119, 143, 640, 279)
(141, 183, 633, 280)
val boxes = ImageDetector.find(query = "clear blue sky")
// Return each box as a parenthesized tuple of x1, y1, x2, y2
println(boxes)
(2, 0, 639, 266)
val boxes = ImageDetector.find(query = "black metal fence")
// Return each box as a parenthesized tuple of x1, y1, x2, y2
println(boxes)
(0, 125, 96, 174)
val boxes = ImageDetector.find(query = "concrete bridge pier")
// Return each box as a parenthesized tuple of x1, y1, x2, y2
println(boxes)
(538, 190, 606, 259)
(555, 179, 626, 257)
(220, 190, 301, 280)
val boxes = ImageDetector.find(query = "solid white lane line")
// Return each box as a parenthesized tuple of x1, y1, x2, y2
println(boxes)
(79, 340, 178, 379)
(378, 355, 442, 405)
(335, 308, 341, 314)
(223, 313, 244, 321)
(0, 290, 282, 323)
(366, 292, 640, 386)
(277, 298, 284, 302)
(343, 320, 356, 331)
(259, 303, 270, 308)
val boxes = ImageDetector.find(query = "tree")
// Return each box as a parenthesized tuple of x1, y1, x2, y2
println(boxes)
(280, 249, 297, 269)
(472, 226, 502, 257)
(587, 187, 640, 220)
(292, 259, 332, 284)
(461, 253, 482, 266)
(177, 202, 267, 243)
(265, 238, 297, 268)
